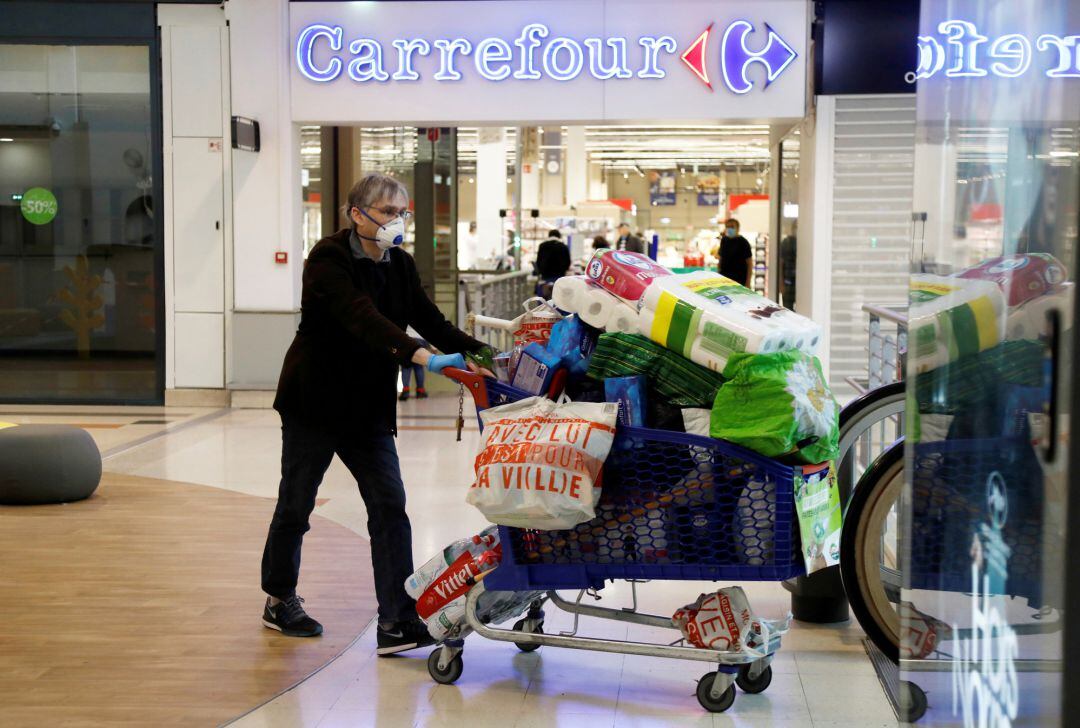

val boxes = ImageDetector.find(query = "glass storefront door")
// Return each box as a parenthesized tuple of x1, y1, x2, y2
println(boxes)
(902, 0, 1079, 724)
(0, 43, 161, 403)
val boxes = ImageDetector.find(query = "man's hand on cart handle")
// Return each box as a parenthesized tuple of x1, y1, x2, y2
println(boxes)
(418, 350, 493, 378)
(467, 361, 495, 378)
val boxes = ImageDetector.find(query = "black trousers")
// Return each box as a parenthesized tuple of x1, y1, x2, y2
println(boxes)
(261, 415, 416, 623)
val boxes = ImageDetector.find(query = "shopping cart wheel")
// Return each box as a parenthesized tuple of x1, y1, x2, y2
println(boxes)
(696, 672, 736, 713)
(512, 618, 544, 652)
(899, 680, 928, 722)
(736, 663, 772, 694)
(427, 648, 464, 685)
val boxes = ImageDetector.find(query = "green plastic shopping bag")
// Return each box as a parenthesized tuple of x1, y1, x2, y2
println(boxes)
(710, 351, 839, 465)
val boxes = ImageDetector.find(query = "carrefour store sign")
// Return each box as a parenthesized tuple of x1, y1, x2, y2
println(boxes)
(289, 1, 808, 123)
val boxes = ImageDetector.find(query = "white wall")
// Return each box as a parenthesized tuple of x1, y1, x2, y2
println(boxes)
(827, 95, 916, 396)
(565, 127, 588, 207)
(797, 97, 832, 379)
(475, 127, 508, 262)
(160, 5, 231, 390)
(225, 0, 302, 312)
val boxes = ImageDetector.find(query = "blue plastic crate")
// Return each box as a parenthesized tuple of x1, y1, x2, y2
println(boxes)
(471, 379, 813, 592)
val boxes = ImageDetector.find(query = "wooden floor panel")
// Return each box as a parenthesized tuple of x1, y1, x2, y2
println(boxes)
(0, 473, 378, 727)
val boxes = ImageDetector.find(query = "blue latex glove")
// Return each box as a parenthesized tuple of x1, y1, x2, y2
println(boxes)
(427, 352, 465, 374)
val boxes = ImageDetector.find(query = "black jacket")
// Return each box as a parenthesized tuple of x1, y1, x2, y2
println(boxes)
(535, 238, 571, 280)
(274, 228, 485, 434)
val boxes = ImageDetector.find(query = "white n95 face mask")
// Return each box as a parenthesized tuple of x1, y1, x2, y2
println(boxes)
(374, 216, 405, 250)
(358, 208, 406, 250)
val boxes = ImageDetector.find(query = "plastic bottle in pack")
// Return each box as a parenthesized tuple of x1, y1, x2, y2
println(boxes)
(507, 345, 525, 383)
(426, 596, 469, 641)
(405, 526, 499, 599)
(734, 478, 776, 565)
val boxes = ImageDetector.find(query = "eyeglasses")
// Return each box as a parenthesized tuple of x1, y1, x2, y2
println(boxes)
(368, 206, 412, 222)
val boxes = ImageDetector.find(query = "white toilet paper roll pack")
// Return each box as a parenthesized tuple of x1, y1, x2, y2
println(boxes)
(606, 301, 640, 334)
(579, 286, 621, 329)
(908, 274, 1007, 373)
(640, 308, 741, 372)
(552, 276, 594, 314)
(1006, 284, 1073, 341)
(640, 272, 823, 359)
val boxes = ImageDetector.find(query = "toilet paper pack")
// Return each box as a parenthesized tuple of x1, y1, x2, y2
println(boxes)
(639, 272, 822, 372)
(585, 249, 672, 303)
(1006, 283, 1073, 341)
(606, 301, 640, 335)
(909, 274, 1006, 374)
(958, 253, 1069, 307)
(552, 275, 597, 314)
(580, 286, 621, 329)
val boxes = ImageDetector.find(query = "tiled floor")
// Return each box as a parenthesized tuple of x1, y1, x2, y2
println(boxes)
(20, 397, 895, 726)
(0, 404, 221, 454)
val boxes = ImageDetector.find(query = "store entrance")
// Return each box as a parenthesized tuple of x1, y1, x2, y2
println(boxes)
(0, 35, 164, 405)
(300, 123, 799, 325)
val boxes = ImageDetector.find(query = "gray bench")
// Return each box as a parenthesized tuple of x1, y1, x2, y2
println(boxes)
(0, 425, 102, 505)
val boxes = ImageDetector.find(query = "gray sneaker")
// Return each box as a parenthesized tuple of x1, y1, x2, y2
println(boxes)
(262, 595, 323, 637)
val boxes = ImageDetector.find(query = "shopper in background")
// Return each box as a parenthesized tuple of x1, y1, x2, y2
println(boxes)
(494, 230, 517, 271)
(534, 228, 571, 298)
(572, 234, 611, 275)
(717, 218, 753, 287)
(399, 334, 429, 400)
(614, 223, 645, 254)
(263, 172, 492, 655)
(457, 221, 478, 270)
(780, 223, 797, 309)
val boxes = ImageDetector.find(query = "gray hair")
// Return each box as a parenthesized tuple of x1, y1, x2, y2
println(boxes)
(341, 173, 409, 220)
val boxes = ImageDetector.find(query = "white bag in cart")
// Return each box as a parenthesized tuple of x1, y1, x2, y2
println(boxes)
(672, 587, 790, 657)
(467, 396, 619, 530)
(512, 297, 563, 346)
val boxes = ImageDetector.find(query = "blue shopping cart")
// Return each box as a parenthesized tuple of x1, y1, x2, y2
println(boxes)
(431, 368, 830, 713)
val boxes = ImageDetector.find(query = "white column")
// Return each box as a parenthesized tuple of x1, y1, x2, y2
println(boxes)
(225, 0, 297, 312)
(912, 139, 958, 267)
(767, 125, 785, 302)
(160, 4, 230, 391)
(540, 128, 564, 208)
(798, 95, 834, 379)
(519, 126, 540, 211)
(521, 165, 540, 210)
(476, 126, 508, 262)
(565, 126, 588, 207)
(588, 160, 607, 200)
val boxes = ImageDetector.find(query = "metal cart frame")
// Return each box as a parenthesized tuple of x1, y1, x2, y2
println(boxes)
(429, 368, 824, 713)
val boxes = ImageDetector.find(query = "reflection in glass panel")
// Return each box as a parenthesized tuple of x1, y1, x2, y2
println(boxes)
(0, 44, 158, 402)
(903, 0, 1078, 724)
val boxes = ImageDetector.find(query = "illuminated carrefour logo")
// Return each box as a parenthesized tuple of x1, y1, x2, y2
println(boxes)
(913, 20, 1080, 81)
(295, 21, 797, 94)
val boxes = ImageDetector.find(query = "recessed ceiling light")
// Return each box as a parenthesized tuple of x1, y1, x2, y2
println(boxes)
(0, 138, 13, 142)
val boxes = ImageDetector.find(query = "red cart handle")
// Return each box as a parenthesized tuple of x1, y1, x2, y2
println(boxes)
(443, 366, 568, 411)
(444, 367, 490, 410)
